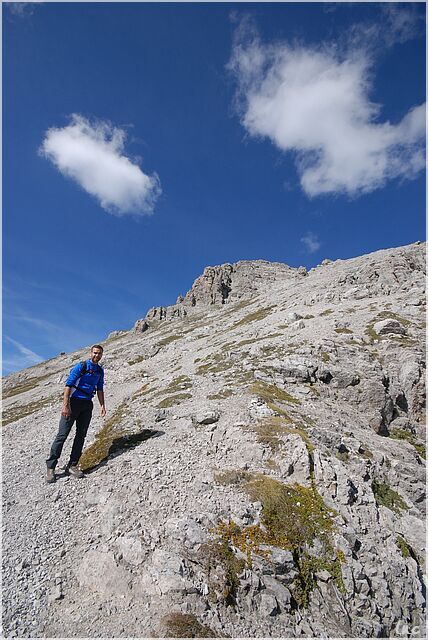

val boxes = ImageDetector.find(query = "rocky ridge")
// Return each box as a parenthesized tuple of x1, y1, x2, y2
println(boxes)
(2, 241, 426, 638)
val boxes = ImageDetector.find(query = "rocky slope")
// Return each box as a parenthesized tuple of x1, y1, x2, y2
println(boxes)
(2, 241, 426, 639)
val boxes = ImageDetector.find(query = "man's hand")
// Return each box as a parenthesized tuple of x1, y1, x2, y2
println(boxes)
(100, 406, 107, 418)
(61, 405, 71, 418)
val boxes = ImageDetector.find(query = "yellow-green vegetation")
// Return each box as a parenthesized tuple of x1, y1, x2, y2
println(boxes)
(127, 354, 145, 366)
(196, 353, 229, 375)
(207, 389, 234, 400)
(319, 351, 331, 363)
(371, 479, 408, 513)
(376, 311, 412, 327)
(320, 309, 333, 316)
(390, 428, 426, 459)
(357, 444, 374, 459)
(245, 415, 314, 456)
(251, 380, 301, 406)
(366, 310, 414, 343)
(334, 328, 353, 334)
(157, 334, 182, 347)
(235, 332, 282, 347)
(222, 298, 256, 315)
(160, 612, 217, 638)
(396, 535, 411, 559)
(2, 395, 56, 425)
(245, 416, 291, 451)
(149, 376, 192, 401)
(265, 458, 280, 471)
(156, 393, 192, 408)
(2, 373, 52, 399)
(80, 401, 128, 471)
(232, 305, 276, 329)
(213, 472, 343, 607)
(199, 538, 246, 606)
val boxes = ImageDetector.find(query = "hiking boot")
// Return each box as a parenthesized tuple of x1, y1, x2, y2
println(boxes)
(46, 468, 56, 484)
(67, 465, 84, 479)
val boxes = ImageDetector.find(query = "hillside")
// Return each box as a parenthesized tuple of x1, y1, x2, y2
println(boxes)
(2, 241, 426, 638)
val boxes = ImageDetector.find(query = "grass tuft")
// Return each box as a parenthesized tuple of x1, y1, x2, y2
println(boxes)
(371, 479, 408, 513)
(160, 612, 217, 638)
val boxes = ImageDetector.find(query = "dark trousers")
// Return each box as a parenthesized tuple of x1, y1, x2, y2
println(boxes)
(46, 397, 93, 469)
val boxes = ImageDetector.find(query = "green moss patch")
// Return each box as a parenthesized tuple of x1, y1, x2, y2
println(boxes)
(334, 328, 353, 334)
(396, 535, 411, 559)
(213, 472, 343, 607)
(390, 428, 426, 458)
(320, 309, 333, 316)
(372, 479, 408, 513)
(251, 380, 301, 406)
(198, 538, 246, 606)
(160, 612, 217, 638)
(80, 401, 128, 470)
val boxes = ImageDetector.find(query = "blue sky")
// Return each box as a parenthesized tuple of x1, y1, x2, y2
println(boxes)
(3, 2, 426, 374)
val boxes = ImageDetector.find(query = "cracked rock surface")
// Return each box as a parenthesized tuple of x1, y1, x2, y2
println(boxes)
(2, 241, 426, 638)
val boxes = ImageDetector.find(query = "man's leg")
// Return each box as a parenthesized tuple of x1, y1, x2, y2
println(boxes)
(68, 400, 93, 468)
(46, 412, 75, 469)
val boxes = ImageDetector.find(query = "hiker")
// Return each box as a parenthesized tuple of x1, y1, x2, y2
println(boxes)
(46, 345, 106, 483)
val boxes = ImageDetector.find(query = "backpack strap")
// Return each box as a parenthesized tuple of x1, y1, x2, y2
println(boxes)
(71, 361, 95, 398)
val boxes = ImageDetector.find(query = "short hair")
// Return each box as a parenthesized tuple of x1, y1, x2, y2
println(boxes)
(91, 344, 104, 352)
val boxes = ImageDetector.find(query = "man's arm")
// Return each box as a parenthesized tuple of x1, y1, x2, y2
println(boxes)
(62, 387, 72, 417)
(97, 390, 106, 417)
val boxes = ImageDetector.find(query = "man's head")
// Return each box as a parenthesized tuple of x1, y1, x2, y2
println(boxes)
(90, 345, 103, 363)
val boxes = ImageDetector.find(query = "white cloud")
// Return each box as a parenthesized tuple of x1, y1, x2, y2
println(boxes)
(40, 115, 161, 216)
(301, 232, 321, 254)
(229, 15, 425, 198)
(5, 2, 42, 17)
(3, 336, 44, 373)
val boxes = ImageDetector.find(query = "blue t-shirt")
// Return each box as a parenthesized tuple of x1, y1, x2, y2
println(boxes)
(66, 359, 104, 400)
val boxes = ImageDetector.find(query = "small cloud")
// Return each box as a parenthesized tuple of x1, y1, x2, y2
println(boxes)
(3, 336, 44, 373)
(301, 232, 321, 254)
(5, 2, 42, 18)
(228, 11, 425, 198)
(40, 114, 161, 217)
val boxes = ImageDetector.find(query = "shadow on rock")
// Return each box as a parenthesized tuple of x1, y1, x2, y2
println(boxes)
(85, 428, 165, 474)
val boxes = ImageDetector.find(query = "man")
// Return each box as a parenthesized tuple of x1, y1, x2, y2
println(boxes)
(46, 345, 106, 483)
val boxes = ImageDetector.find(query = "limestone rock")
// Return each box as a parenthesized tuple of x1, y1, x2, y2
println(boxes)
(373, 319, 407, 336)
(75, 550, 132, 597)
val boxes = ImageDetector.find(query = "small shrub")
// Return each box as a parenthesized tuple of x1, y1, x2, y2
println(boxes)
(251, 380, 301, 406)
(396, 535, 411, 559)
(320, 309, 333, 316)
(372, 479, 408, 513)
(213, 472, 343, 607)
(160, 612, 217, 638)
(390, 428, 426, 459)
(198, 538, 246, 606)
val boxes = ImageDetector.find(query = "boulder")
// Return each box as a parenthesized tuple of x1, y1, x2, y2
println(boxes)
(75, 550, 132, 597)
(373, 319, 406, 336)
